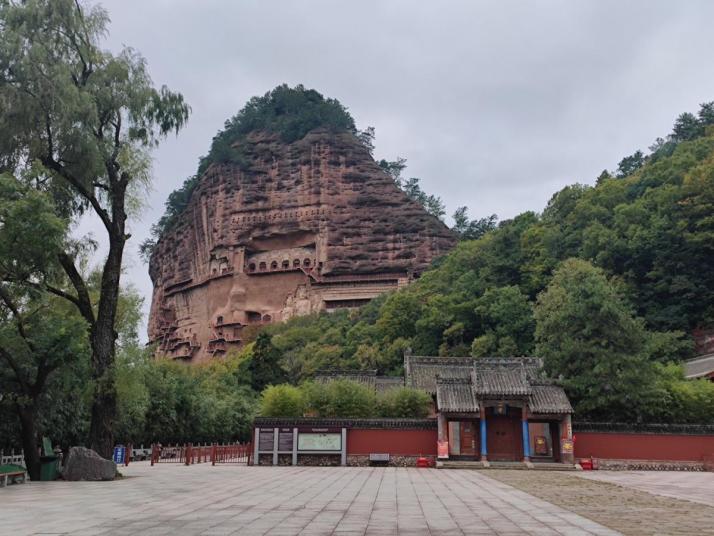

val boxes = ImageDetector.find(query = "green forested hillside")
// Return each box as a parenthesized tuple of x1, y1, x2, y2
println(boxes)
(255, 104, 714, 422)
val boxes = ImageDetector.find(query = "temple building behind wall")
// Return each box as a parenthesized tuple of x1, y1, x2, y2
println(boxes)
(317, 355, 575, 467)
(404, 354, 574, 465)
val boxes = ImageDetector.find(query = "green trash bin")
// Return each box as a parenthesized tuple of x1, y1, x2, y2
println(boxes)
(39, 456, 59, 481)
(39, 436, 59, 481)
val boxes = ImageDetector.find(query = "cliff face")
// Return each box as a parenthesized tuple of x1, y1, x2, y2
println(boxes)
(148, 128, 455, 362)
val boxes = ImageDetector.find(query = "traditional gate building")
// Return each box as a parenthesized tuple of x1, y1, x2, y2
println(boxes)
(404, 354, 574, 465)
(302, 355, 575, 467)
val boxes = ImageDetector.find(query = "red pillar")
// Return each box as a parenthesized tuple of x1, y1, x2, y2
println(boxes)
(560, 415, 574, 464)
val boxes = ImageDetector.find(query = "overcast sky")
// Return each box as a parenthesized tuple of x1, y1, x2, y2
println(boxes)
(83, 0, 714, 339)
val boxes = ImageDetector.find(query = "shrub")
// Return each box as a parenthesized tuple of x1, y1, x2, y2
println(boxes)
(322, 380, 376, 418)
(378, 387, 432, 418)
(259, 385, 305, 417)
(300, 381, 331, 417)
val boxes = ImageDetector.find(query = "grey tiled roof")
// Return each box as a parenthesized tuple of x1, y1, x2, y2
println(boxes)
(683, 354, 714, 379)
(473, 364, 531, 396)
(375, 376, 405, 393)
(528, 383, 573, 414)
(436, 377, 479, 412)
(315, 370, 378, 387)
(405, 354, 572, 414)
(405, 356, 474, 394)
(406, 356, 543, 396)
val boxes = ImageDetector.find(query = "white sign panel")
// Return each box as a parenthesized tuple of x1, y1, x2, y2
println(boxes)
(298, 432, 342, 451)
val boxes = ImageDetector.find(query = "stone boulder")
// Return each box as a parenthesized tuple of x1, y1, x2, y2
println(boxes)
(62, 447, 116, 481)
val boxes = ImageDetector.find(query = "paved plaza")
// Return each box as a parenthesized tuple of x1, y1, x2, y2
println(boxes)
(1, 463, 620, 536)
(576, 470, 714, 507)
(486, 469, 714, 536)
(3, 464, 714, 536)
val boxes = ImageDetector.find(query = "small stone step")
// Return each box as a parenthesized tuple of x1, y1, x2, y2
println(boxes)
(530, 462, 579, 471)
(487, 461, 528, 470)
(436, 460, 578, 471)
(437, 460, 487, 469)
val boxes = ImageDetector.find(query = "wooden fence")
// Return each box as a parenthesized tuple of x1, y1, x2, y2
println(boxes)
(150, 443, 251, 466)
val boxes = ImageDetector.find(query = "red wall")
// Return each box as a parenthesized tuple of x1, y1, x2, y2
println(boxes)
(347, 429, 437, 456)
(574, 432, 714, 461)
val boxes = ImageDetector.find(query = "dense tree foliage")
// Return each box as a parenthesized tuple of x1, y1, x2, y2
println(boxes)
(534, 258, 714, 422)
(242, 332, 287, 392)
(452, 207, 498, 240)
(0, 0, 189, 456)
(535, 259, 665, 421)
(115, 348, 256, 444)
(0, 174, 90, 477)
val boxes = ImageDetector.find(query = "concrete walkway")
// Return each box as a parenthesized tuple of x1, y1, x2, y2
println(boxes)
(577, 470, 714, 507)
(0, 462, 619, 535)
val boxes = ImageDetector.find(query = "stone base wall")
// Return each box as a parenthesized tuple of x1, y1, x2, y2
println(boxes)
(347, 455, 436, 467)
(256, 454, 438, 467)
(296, 455, 342, 466)
(593, 458, 707, 471)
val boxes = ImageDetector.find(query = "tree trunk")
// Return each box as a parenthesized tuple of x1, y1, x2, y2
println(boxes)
(88, 228, 125, 459)
(17, 405, 41, 481)
(87, 338, 117, 459)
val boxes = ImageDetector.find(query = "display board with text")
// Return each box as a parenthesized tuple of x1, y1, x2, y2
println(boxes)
(298, 432, 342, 451)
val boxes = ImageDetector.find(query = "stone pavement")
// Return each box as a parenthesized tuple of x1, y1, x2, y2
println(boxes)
(0, 462, 619, 536)
(486, 469, 714, 536)
(577, 470, 714, 506)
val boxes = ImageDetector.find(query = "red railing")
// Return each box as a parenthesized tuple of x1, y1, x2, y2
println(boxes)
(150, 444, 189, 465)
(150, 443, 252, 466)
(187, 445, 213, 464)
(212, 443, 252, 465)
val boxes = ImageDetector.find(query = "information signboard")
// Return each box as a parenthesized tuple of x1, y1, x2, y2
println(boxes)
(278, 429, 294, 451)
(112, 445, 125, 464)
(437, 440, 449, 459)
(298, 432, 341, 451)
(258, 429, 275, 451)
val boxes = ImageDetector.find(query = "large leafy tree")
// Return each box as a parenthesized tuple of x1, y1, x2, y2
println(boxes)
(244, 333, 286, 392)
(471, 285, 535, 357)
(0, 0, 189, 456)
(534, 258, 659, 421)
(0, 175, 89, 478)
(451, 206, 497, 241)
(0, 292, 87, 479)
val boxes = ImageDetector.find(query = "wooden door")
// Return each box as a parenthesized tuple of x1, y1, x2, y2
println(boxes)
(550, 422, 561, 463)
(460, 422, 476, 456)
(487, 416, 522, 461)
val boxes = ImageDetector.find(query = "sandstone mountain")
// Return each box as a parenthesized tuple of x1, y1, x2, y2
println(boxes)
(148, 125, 455, 362)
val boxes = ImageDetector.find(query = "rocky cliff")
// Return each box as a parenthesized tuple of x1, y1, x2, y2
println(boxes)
(148, 128, 455, 362)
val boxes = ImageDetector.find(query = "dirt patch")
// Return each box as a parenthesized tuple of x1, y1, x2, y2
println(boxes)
(485, 470, 714, 536)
